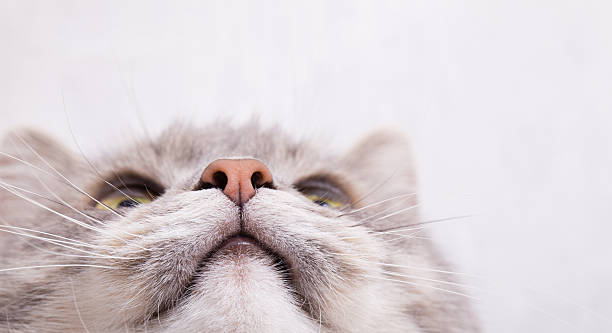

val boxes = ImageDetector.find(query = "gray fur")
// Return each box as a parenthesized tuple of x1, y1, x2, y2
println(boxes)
(0, 122, 479, 332)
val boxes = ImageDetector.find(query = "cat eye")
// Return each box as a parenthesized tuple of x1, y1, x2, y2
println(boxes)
(94, 174, 163, 210)
(96, 194, 152, 210)
(294, 177, 350, 209)
(303, 194, 343, 208)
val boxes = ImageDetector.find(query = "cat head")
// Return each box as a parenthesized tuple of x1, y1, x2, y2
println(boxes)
(0, 121, 476, 332)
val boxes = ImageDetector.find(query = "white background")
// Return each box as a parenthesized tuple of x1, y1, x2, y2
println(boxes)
(1, 1, 611, 331)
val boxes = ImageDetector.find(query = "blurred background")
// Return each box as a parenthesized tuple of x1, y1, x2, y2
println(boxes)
(1, 1, 611, 331)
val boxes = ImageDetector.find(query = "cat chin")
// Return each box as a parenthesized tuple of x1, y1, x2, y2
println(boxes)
(200, 240, 287, 285)
(162, 250, 318, 333)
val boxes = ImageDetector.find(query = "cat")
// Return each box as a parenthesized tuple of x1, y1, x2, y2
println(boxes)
(0, 121, 479, 332)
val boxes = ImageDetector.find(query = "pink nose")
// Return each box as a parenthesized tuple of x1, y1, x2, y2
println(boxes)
(200, 159, 274, 205)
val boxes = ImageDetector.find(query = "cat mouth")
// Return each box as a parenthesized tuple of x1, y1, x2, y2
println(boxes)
(196, 233, 293, 284)
(215, 235, 267, 253)
(148, 234, 294, 322)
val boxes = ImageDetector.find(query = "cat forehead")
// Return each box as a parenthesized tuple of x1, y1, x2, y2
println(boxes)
(97, 122, 334, 188)
(158, 122, 306, 161)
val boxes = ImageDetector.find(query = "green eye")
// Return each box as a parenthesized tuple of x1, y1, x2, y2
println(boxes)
(305, 194, 343, 208)
(96, 196, 152, 210)
(94, 174, 163, 210)
(295, 176, 350, 210)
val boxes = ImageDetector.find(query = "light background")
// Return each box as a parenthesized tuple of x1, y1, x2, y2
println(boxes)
(1, 1, 611, 332)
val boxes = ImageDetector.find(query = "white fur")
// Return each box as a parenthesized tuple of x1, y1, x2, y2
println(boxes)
(0, 123, 479, 332)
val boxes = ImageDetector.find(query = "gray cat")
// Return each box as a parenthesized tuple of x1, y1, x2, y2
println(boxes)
(0, 121, 479, 332)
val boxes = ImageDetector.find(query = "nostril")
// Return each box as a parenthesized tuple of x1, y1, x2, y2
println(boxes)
(251, 171, 275, 189)
(212, 171, 228, 190)
(197, 159, 275, 203)
(196, 181, 214, 190)
(251, 171, 263, 188)
(194, 171, 228, 191)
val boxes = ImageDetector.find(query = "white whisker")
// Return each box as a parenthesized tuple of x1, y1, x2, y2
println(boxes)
(0, 181, 148, 250)
(0, 180, 105, 227)
(353, 258, 482, 278)
(381, 270, 483, 291)
(1, 159, 148, 241)
(12, 134, 123, 217)
(345, 170, 398, 208)
(16, 238, 125, 260)
(0, 264, 115, 273)
(340, 228, 427, 242)
(361, 259, 611, 330)
(0, 223, 100, 248)
(381, 230, 431, 244)
(0, 181, 105, 233)
(63, 105, 142, 207)
(35, 174, 105, 226)
(362, 274, 480, 301)
(350, 204, 420, 227)
(338, 193, 416, 217)
(349, 201, 407, 225)
(375, 215, 475, 233)
(69, 278, 91, 333)
(0, 226, 101, 249)
(0, 227, 138, 260)
(370, 204, 420, 223)
(0, 181, 65, 207)
(0, 151, 60, 182)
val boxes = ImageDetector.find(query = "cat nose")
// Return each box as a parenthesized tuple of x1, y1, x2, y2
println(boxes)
(199, 159, 274, 205)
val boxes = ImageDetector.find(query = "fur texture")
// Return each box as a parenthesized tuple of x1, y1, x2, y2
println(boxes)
(0, 122, 479, 332)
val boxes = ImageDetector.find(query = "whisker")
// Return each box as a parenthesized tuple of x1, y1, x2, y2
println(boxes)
(347, 257, 482, 279)
(0, 151, 72, 185)
(1, 148, 117, 221)
(375, 215, 475, 233)
(16, 238, 127, 260)
(0, 181, 148, 250)
(69, 278, 90, 333)
(370, 204, 420, 223)
(362, 274, 480, 301)
(1, 153, 148, 241)
(0, 182, 109, 229)
(111, 60, 154, 143)
(35, 175, 106, 226)
(118, 282, 152, 312)
(0, 217, 102, 249)
(348, 199, 407, 223)
(1, 179, 105, 227)
(0, 181, 67, 206)
(0, 180, 103, 233)
(340, 228, 427, 242)
(0, 264, 115, 273)
(372, 228, 426, 237)
(11, 134, 123, 217)
(350, 204, 420, 227)
(381, 230, 431, 244)
(338, 192, 417, 217)
(4, 310, 11, 332)
(318, 303, 322, 333)
(327, 253, 487, 284)
(0, 228, 138, 260)
(0, 226, 101, 249)
(381, 270, 484, 291)
(358, 258, 612, 330)
(63, 104, 142, 206)
(363, 273, 582, 330)
(343, 170, 399, 209)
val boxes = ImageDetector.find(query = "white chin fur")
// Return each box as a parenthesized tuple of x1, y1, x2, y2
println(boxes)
(163, 250, 318, 333)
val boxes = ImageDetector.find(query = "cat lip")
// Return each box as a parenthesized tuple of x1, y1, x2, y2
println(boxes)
(206, 233, 293, 279)
(161, 233, 295, 321)
(216, 235, 264, 252)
